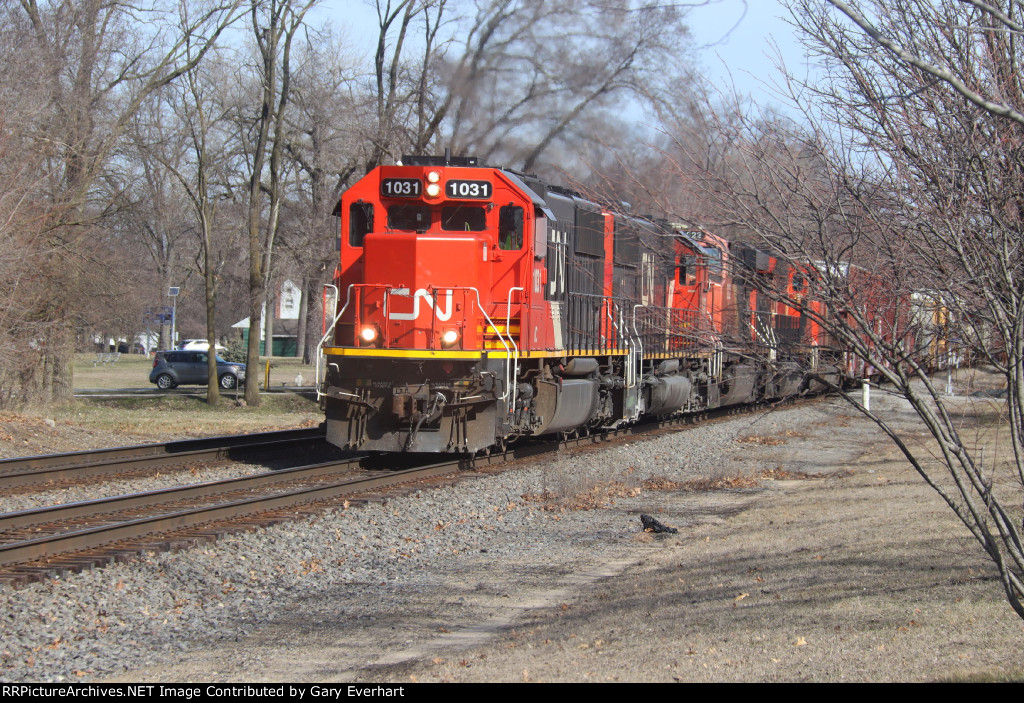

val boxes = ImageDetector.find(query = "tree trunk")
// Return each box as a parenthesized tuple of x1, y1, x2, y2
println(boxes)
(48, 326, 75, 402)
(205, 257, 220, 406)
(244, 281, 263, 405)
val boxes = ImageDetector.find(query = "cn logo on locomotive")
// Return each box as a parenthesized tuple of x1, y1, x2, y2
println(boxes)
(387, 288, 454, 322)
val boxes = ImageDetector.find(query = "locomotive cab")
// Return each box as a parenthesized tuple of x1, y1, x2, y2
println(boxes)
(339, 158, 540, 354)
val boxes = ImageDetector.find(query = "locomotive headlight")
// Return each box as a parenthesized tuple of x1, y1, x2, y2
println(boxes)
(426, 170, 440, 183)
(425, 183, 441, 198)
(440, 329, 460, 347)
(360, 326, 379, 343)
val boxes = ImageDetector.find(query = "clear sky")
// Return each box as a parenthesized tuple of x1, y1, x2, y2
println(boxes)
(683, 0, 816, 107)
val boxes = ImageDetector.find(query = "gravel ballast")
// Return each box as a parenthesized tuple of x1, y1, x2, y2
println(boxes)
(1, 390, 1021, 682)
(0, 463, 276, 515)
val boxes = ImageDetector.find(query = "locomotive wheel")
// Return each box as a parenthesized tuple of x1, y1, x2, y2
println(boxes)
(156, 374, 176, 390)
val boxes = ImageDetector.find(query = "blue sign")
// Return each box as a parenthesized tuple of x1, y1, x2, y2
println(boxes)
(143, 306, 174, 325)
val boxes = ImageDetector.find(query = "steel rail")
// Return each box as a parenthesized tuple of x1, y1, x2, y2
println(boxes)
(0, 456, 454, 567)
(0, 426, 326, 488)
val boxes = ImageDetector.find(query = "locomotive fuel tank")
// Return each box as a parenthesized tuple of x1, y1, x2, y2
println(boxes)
(532, 377, 601, 435)
(645, 374, 693, 416)
(765, 362, 804, 399)
(719, 365, 758, 406)
(643, 361, 693, 416)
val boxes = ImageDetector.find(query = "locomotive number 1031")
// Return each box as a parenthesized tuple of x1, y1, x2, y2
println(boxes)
(445, 180, 492, 199)
(380, 178, 422, 197)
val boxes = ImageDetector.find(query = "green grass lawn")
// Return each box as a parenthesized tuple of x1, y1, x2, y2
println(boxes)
(73, 353, 317, 390)
(48, 392, 324, 438)
(28, 353, 327, 441)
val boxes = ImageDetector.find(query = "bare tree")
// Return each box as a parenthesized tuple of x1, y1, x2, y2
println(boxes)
(355, 0, 697, 177)
(238, 0, 316, 405)
(0, 126, 54, 406)
(147, 50, 241, 403)
(436, 0, 693, 174)
(363, 0, 451, 170)
(122, 99, 197, 353)
(2, 0, 243, 402)
(669, 0, 1024, 619)
(284, 28, 363, 362)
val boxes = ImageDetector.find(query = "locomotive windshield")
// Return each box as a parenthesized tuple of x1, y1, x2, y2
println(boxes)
(388, 204, 431, 231)
(441, 205, 486, 231)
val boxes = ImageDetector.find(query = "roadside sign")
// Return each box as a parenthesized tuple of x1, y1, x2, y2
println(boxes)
(143, 306, 174, 325)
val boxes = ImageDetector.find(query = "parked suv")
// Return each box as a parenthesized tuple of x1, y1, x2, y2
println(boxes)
(150, 351, 246, 390)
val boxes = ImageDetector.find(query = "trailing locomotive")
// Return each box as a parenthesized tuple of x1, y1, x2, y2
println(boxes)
(316, 154, 850, 454)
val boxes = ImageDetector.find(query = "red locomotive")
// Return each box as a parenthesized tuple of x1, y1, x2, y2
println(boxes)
(316, 154, 857, 453)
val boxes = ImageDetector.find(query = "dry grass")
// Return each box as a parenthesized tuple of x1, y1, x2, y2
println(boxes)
(641, 476, 686, 491)
(0, 353, 329, 452)
(639, 466, 853, 495)
(523, 462, 849, 511)
(674, 474, 764, 491)
(941, 669, 1024, 683)
(522, 480, 643, 511)
(0, 395, 325, 457)
(74, 353, 159, 389)
(735, 434, 787, 446)
(58, 394, 322, 436)
(760, 466, 853, 480)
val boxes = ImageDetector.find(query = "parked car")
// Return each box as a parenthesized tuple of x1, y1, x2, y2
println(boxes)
(150, 351, 246, 390)
(178, 339, 228, 353)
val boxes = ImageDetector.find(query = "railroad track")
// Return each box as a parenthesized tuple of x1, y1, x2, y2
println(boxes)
(0, 453, 469, 586)
(0, 395, 822, 587)
(0, 426, 329, 490)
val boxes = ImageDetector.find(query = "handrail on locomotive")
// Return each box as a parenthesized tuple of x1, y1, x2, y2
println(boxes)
(317, 282, 525, 401)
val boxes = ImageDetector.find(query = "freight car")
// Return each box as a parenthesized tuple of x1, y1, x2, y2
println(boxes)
(315, 154, 860, 454)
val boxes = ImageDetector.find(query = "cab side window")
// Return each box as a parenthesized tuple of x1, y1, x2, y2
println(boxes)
(677, 255, 697, 286)
(349, 202, 373, 246)
(498, 205, 523, 250)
